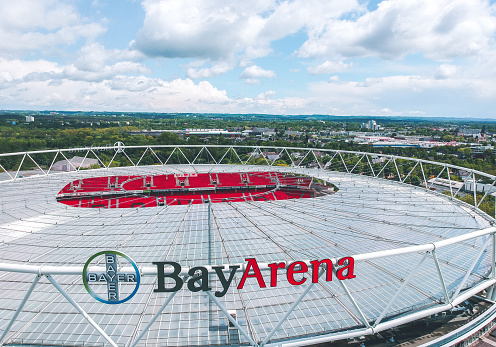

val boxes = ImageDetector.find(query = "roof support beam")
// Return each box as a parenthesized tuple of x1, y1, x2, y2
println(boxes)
(46, 275, 118, 347)
(401, 160, 419, 183)
(323, 151, 338, 170)
(451, 236, 492, 300)
(261, 267, 327, 346)
(338, 152, 349, 173)
(336, 271, 371, 329)
(14, 154, 26, 180)
(206, 290, 258, 346)
(0, 275, 40, 345)
(136, 147, 150, 166)
(365, 154, 375, 176)
(432, 250, 449, 303)
(373, 252, 429, 327)
(129, 290, 180, 347)
(375, 157, 392, 178)
(350, 154, 365, 174)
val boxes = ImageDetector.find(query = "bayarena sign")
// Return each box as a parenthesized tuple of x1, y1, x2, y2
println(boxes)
(83, 250, 356, 303)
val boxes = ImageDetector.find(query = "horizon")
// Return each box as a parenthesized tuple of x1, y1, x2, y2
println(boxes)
(4, 110, 496, 124)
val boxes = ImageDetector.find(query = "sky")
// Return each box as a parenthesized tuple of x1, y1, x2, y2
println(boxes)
(1, 0, 496, 118)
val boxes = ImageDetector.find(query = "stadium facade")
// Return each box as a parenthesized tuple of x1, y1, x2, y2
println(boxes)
(0, 145, 495, 347)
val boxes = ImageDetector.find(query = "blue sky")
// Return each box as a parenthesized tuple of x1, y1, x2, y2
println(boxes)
(1, 0, 496, 118)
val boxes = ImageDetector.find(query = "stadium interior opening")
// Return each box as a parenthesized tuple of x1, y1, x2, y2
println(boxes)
(56, 171, 335, 208)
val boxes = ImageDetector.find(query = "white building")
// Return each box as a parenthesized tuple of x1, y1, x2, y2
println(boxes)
(361, 120, 380, 131)
(51, 156, 99, 171)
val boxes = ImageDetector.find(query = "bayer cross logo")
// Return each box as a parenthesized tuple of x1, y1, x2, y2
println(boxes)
(83, 250, 140, 304)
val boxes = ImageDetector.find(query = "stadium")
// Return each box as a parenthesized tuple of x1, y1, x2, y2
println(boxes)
(0, 144, 496, 347)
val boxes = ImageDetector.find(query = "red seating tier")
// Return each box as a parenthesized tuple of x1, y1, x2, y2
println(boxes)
(57, 172, 317, 208)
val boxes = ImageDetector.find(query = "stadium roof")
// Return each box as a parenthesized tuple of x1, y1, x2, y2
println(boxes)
(0, 146, 495, 347)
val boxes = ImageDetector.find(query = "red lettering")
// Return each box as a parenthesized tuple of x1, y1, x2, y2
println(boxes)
(268, 262, 286, 287)
(336, 257, 356, 280)
(238, 258, 266, 289)
(287, 261, 307, 285)
(310, 259, 333, 283)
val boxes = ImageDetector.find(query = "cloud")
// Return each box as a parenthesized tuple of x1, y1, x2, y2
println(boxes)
(135, 0, 267, 59)
(435, 64, 459, 79)
(63, 62, 151, 82)
(0, 0, 106, 56)
(256, 90, 276, 100)
(298, 0, 496, 61)
(4, 62, 496, 117)
(0, 58, 61, 81)
(106, 76, 162, 92)
(0, 0, 80, 31)
(54, 43, 150, 82)
(0, 75, 230, 111)
(240, 65, 276, 81)
(186, 62, 233, 79)
(308, 61, 352, 74)
(134, 0, 361, 61)
(0, 48, 151, 88)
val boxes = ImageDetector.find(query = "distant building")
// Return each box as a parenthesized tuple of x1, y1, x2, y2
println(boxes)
(51, 156, 99, 172)
(470, 145, 496, 155)
(127, 129, 241, 137)
(425, 177, 464, 191)
(251, 127, 276, 137)
(263, 152, 280, 161)
(373, 142, 419, 148)
(458, 128, 485, 140)
(361, 120, 380, 131)
(285, 130, 304, 137)
(464, 181, 496, 193)
(25, 116, 34, 122)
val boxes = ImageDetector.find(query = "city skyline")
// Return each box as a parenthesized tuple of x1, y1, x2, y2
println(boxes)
(1, 0, 496, 118)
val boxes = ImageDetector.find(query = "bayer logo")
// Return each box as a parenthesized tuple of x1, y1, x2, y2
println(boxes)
(83, 250, 140, 305)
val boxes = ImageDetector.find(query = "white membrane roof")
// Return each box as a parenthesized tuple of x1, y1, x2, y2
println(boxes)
(0, 164, 493, 346)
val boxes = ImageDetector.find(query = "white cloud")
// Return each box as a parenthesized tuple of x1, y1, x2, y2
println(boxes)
(0, 0, 106, 56)
(0, 58, 61, 81)
(135, 0, 361, 62)
(186, 62, 233, 79)
(106, 76, 161, 92)
(0, 0, 79, 31)
(308, 61, 352, 74)
(63, 62, 150, 82)
(4, 63, 496, 117)
(256, 90, 276, 100)
(298, 0, 496, 61)
(0, 75, 230, 111)
(135, 0, 267, 59)
(56, 43, 150, 82)
(302, 70, 496, 116)
(435, 64, 459, 79)
(241, 65, 276, 79)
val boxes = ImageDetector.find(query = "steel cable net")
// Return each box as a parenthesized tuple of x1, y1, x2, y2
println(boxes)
(0, 146, 494, 346)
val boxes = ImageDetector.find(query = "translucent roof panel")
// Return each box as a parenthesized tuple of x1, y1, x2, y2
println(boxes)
(0, 164, 493, 346)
